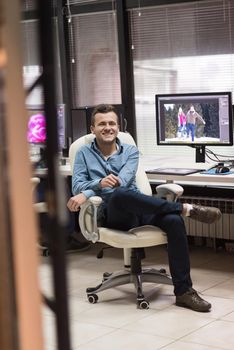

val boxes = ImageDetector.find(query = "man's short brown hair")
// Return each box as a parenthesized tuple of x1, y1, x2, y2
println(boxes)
(91, 104, 119, 126)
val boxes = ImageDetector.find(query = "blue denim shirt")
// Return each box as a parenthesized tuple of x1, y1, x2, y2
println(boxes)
(72, 138, 139, 203)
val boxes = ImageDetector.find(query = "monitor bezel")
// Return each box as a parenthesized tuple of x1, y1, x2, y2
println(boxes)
(27, 107, 46, 145)
(155, 91, 234, 147)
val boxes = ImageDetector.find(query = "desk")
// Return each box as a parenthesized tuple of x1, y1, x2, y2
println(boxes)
(147, 171, 234, 188)
(140, 156, 234, 188)
(35, 162, 234, 188)
(35, 164, 71, 177)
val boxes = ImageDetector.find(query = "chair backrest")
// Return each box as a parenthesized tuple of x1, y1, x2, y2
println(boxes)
(69, 132, 152, 196)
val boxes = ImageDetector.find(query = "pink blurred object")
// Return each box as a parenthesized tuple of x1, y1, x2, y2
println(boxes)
(27, 113, 46, 143)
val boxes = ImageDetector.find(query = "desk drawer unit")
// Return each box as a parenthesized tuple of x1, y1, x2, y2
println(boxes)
(180, 196, 234, 241)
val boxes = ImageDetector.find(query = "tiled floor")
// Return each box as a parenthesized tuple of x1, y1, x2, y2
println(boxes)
(39, 242, 234, 350)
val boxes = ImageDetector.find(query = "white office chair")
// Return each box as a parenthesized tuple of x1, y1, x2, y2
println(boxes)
(69, 132, 184, 309)
(31, 177, 48, 214)
(31, 177, 50, 256)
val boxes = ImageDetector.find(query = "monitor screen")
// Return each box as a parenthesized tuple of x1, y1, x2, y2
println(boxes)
(27, 109, 46, 144)
(156, 92, 233, 148)
(27, 104, 66, 149)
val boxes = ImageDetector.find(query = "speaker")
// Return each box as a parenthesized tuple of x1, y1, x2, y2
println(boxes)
(71, 104, 126, 142)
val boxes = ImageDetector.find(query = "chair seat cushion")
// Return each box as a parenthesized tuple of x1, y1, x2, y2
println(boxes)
(99, 225, 167, 248)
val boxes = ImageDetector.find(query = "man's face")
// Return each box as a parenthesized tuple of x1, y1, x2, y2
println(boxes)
(91, 111, 119, 145)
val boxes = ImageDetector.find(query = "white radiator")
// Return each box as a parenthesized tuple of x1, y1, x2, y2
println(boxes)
(180, 196, 234, 240)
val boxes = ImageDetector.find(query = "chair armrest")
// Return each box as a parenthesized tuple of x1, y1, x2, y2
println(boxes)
(34, 202, 48, 213)
(31, 177, 48, 213)
(156, 184, 184, 202)
(79, 196, 102, 243)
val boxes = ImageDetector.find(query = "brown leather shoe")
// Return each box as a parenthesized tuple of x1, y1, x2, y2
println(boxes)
(176, 288, 211, 312)
(189, 204, 221, 224)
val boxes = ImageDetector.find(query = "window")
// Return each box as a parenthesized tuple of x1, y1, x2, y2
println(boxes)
(130, 0, 234, 159)
(21, 18, 62, 106)
(68, 11, 121, 107)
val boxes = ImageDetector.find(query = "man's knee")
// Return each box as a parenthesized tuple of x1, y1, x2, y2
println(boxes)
(159, 213, 186, 235)
(111, 187, 129, 198)
(109, 187, 131, 207)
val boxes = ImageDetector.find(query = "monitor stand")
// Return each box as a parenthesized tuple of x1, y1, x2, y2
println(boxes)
(194, 145, 206, 163)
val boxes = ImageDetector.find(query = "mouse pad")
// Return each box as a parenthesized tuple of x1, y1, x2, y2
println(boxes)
(200, 169, 234, 175)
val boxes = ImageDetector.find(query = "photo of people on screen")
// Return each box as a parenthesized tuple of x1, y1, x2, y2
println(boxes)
(161, 101, 221, 144)
(177, 107, 187, 139)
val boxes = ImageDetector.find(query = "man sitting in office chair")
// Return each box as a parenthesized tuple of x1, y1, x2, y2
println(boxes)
(67, 104, 221, 312)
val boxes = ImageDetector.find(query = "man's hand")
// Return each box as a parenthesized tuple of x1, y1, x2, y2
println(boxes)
(67, 193, 87, 212)
(100, 174, 120, 188)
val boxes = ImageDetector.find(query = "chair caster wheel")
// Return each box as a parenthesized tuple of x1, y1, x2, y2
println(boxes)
(103, 272, 112, 278)
(88, 294, 98, 304)
(159, 268, 166, 273)
(138, 299, 149, 309)
(103, 272, 112, 281)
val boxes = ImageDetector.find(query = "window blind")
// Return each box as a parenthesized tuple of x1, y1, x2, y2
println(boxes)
(67, 11, 121, 107)
(22, 0, 56, 12)
(21, 20, 43, 106)
(69, 0, 109, 4)
(22, 0, 37, 11)
(21, 18, 62, 106)
(129, 0, 234, 161)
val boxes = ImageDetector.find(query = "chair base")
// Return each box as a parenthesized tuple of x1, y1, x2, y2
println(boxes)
(86, 267, 173, 309)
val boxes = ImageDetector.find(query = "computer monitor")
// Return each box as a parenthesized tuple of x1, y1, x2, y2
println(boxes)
(155, 92, 233, 162)
(57, 104, 66, 150)
(27, 108, 46, 166)
(27, 104, 66, 166)
(27, 109, 46, 144)
(27, 104, 66, 148)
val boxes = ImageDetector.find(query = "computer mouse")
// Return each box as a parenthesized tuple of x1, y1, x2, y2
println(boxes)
(215, 166, 230, 174)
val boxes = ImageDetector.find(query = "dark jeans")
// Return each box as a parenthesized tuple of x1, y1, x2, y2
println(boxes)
(105, 187, 192, 296)
(187, 123, 195, 142)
